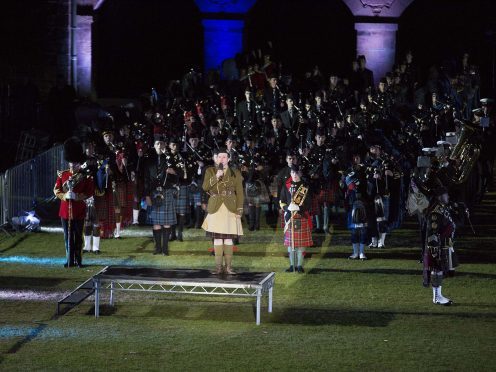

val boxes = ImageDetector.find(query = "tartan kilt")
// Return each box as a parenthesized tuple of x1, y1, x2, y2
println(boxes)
(113, 181, 128, 209)
(245, 180, 270, 204)
(283, 214, 313, 247)
(311, 183, 339, 213)
(95, 192, 115, 238)
(149, 189, 177, 225)
(175, 185, 190, 214)
(191, 190, 202, 205)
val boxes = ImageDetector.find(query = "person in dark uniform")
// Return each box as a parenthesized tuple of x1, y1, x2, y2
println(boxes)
(264, 76, 284, 114)
(237, 88, 259, 137)
(144, 135, 178, 255)
(423, 186, 458, 305)
(168, 137, 189, 242)
(53, 138, 94, 267)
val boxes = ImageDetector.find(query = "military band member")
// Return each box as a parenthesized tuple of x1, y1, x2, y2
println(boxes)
(308, 129, 332, 233)
(237, 87, 259, 137)
(186, 134, 207, 228)
(280, 165, 312, 273)
(239, 137, 266, 231)
(365, 144, 392, 248)
(144, 135, 178, 255)
(264, 76, 284, 115)
(202, 147, 244, 274)
(81, 139, 101, 254)
(344, 154, 368, 260)
(54, 138, 94, 267)
(281, 95, 301, 148)
(423, 186, 457, 305)
(95, 128, 128, 239)
(225, 135, 241, 170)
(167, 137, 188, 241)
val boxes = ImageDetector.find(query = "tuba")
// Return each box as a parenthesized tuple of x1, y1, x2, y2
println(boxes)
(445, 121, 481, 184)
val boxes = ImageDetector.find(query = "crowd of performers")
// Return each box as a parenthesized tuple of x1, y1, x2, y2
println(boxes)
(54, 49, 495, 306)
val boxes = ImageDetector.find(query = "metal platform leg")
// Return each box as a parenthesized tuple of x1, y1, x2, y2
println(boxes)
(256, 289, 261, 325)
(110, 281, 114, 306)
(94, 279, 100, 318)
(268, 287, 273, 313)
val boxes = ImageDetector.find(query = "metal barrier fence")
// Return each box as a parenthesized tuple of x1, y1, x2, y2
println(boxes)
(1, 145, 65, 224)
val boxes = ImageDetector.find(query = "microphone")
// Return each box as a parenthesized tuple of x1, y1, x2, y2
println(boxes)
(218, 163, 224, 179)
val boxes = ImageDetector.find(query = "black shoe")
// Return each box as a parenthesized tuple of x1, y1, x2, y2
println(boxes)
(285, 265, 294, 272)
(162, 250, 169, 256)
(94, 250, 101, 255)
(177, 232, 183, 242)
(77, 263, 84, 268)
(169, 234, 177, 242)
(297, 266, 304, 273)
(83, 250, 90, 254)
(153, 250, 161, 255)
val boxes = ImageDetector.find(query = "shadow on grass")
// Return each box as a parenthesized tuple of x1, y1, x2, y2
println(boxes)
(85, 304, 118, 316)
(104, 300, 496, 326)
(307, 267, 496, 279)
(5, 323, 49, 354)
(0, 234, 29, 254)
(141, 302, 395, 327)
(271, 307, 394, 327)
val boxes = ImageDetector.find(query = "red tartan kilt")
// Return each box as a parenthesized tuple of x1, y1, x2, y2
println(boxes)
(312, 182, 339, 213)
(95, 193, 111, 222)
(94, 192, 116, 238)
(113, 182, 128, 208)
(284, 214, 313, 247)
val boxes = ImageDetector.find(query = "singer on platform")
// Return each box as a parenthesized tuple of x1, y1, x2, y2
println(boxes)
(202, 147, 244, 274)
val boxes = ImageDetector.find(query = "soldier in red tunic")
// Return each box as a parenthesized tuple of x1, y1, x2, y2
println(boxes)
(53, 138, 95, 268)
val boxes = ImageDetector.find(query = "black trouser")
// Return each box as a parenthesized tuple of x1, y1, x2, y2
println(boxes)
(61, 218, 84, 266)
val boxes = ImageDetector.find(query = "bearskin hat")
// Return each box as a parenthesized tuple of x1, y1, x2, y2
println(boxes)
(64, 137, 86, 164)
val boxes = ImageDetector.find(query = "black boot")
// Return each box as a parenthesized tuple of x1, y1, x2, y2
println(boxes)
(177, 215, 185, 242)
(169, 225, 177, 241)
(194, 206, 204, 229)
(186, 205, 195, 228)
(75, 248, 83, 268)
(255, 207, 261, 231)
(152, 229, 161, 255)
(248, 206, 256, 231)
(162, 227, 170, 255)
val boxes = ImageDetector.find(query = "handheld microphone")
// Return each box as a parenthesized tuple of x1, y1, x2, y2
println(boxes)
(218, 163, 224, 179)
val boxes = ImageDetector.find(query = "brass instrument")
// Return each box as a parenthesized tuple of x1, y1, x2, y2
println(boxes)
(446, 121, 481, 184)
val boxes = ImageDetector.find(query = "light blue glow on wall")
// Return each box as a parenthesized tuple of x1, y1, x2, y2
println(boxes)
(202, 19, 244, 72)
(194, 0, 257, 14)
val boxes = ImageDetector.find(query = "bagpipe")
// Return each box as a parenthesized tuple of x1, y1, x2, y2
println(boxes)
(95, 159, 109, 196)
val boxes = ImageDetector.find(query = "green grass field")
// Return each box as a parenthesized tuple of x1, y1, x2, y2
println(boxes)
(1, 194, 496, 371)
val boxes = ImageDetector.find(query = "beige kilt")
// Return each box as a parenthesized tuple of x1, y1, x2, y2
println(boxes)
(202, 203, 244, 236)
